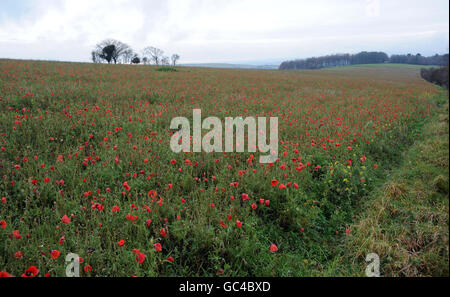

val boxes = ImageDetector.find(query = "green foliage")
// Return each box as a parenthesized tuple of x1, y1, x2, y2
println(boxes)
(155, 66, 177, 72)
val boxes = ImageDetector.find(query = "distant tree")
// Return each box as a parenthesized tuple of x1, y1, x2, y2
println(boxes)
(131, 55, 140, 64)
(161, 56, 170, 65)
(351, 51, 389, 64)
(122, 49, 134, 64)
(99, 44, 116, 64)
(93, 39, 131, 64)
(171, 54, 180, 66)
(142, 57, 149, 65)
(91, 51, 100, 63)
(421, 65, 449, 89)
(143, 46, 164, 65)
(279, 51, 448, 70)
(390, 53, 448, 66)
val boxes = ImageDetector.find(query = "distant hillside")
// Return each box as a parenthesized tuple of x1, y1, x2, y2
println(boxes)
(179, 63, 278, 69)
(279, 52, 449, 70)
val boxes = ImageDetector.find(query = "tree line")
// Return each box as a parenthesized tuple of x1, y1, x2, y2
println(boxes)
(279, 51, 449, 70)
(91, 39, 180, 66)
(420, 65, 449, 89)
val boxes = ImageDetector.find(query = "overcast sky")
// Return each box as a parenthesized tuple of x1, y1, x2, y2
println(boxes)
(0, 0, 448, 64)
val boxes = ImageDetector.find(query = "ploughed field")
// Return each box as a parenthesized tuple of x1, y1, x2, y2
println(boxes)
(0, 60, 440, 276)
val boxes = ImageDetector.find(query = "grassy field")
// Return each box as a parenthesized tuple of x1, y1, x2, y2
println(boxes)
(0, 60, 447, 277)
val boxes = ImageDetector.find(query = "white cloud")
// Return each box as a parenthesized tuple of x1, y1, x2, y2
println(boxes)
(0, 0, 448, 63)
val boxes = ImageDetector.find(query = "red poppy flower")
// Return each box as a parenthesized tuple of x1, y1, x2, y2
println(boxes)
(50, 249, 61, 259)
(236, 220, 242, 228)
(160, 228, 167, 237)
(61, 214, 71, 224)
(154, 243, 162, 252)
(12, 230, 21, 239)
(22, 266, 39, 277)
(269, 244, 278, 252)
(123, 181, 131, 191)
(136, 252, 146, 264)
(84, 265, 92, 272)
(271, 179, 279, 187)
(0, 220, 6, 230)
(296, 163, 305, 172)
(118, 240, 125, 247)
(0, 271, 13, 277)
(146, 219, 152, 227)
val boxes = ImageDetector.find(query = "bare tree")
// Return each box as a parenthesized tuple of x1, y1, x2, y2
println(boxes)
(122, 49, 134, 64)
(143, 46, 164, 65)
(94, 39, 132, 64)
(91, 51, 101, 63)
(161, 56, 170, 66)
(171, 54, 180, 66)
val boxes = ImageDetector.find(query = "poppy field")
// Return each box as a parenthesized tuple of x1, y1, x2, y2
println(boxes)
(0, 59, 446, 277)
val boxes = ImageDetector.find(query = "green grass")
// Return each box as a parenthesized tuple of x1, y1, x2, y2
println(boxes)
(338, 90, 449, 276)
(155, 66, 178, 72)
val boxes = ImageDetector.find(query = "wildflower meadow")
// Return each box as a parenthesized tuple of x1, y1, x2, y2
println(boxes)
(0, 60, 447, 277)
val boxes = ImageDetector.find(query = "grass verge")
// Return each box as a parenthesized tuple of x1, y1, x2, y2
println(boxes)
(341, 89, 449, 276)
